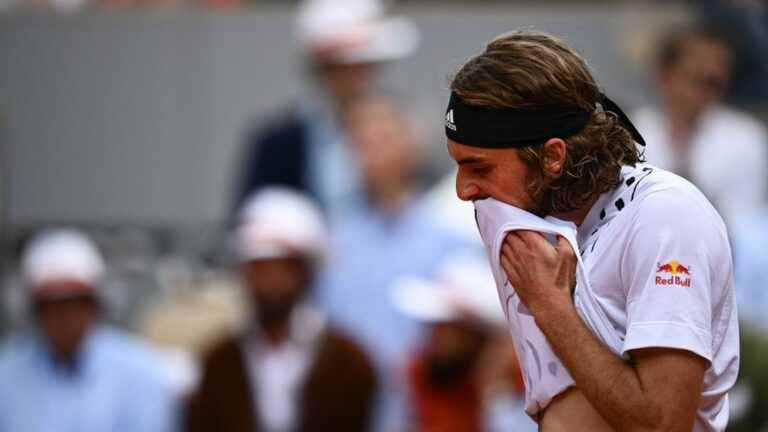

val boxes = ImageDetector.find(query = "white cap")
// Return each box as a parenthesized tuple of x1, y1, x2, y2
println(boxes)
(296, 0, 419, 64)
(21, 229, 105, 298)
(392, 252, 504, 325)
(234, 187, 327, 263)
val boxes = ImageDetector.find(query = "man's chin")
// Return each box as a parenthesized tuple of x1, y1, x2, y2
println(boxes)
(255, 300, 296, 329)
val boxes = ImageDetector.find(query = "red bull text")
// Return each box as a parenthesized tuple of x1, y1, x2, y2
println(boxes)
(655, 260, 692, 287)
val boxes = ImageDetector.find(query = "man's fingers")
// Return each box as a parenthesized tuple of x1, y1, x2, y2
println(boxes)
(501, 237, 522, 282)
(555, 235, 576, 259)
(514, 230, 539, 246)
(504, 231, 529, 253)
(510, 230, 554, 257)
(517, 230, 554, 251)
(500, 249, 520, 283)
(502, 239, 519, 261)
(503, 231, 519, 247)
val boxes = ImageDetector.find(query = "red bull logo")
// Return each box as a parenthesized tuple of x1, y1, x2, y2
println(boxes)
(656, 260, 691, 287)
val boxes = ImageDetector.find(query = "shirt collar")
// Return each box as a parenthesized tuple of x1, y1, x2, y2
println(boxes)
(577, 163, 653, 248)
(33, 325, 103, 377)
(247, 304, 327, 354)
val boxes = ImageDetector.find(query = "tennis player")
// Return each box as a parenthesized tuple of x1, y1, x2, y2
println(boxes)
(445, 31, 739, 431)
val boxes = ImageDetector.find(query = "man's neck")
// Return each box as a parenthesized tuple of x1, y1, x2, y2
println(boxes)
(552, 193, 601, 227)
(259, 323, 290, 347)
(254, 311, 293, 346)
(367, 184, 412, 216)
(663, 99, 705, 146)
(48, 342, 85, 374)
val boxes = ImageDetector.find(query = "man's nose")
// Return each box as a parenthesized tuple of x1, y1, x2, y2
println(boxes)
(456, 176, 482, 202)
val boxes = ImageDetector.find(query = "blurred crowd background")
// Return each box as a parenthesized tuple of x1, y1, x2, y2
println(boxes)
(0, 0, 767, 431)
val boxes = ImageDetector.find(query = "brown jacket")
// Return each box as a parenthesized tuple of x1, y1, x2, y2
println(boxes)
(185, 328, 377, 432)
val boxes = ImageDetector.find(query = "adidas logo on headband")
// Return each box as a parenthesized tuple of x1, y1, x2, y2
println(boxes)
(445, 109, 457, 131)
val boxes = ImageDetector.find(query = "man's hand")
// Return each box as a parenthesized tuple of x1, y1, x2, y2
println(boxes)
(500, 230, 577, 314)
(501, 231, 707, 431)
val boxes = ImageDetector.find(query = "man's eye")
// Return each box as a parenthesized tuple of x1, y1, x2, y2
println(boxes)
(473, 166, 492, 176)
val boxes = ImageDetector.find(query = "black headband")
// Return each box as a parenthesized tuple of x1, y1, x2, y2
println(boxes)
(444, 92, 645, 148)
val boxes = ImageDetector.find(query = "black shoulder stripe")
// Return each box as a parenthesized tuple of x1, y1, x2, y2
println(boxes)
(631, 168, 654, 201)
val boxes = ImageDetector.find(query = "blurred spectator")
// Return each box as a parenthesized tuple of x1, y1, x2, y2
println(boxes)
(392, 253, 535, 432)
(726, 322, 768, 431)
(633, 24, 768, 225)
(185, 188, 377, 432)
(731, 211, 768, 329)
(697, 0, 768, 105)
(725, 199, 768, 432)
(0, 229, 178, 432)
(234, 0, 418, 217)
(315, 94, 476, 429)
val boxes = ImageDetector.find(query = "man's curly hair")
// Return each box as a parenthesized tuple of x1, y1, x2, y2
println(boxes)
(450, 31, 644, 214)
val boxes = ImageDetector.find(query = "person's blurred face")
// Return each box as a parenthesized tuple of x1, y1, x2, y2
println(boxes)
(346, 98, 421, 197)
(428, 321, 482, 359)
(448, 139, 542, 212)
(316, 62, 378, 107)
(425, 320, 486, 387)
(33, 284, 97, 362)
(241, 257, 310, 328)
(660, 37, 732, 118)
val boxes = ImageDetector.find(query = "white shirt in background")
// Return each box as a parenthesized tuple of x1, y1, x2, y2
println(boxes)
(632, 105, 768, 225)
(244, 307, 326, 432)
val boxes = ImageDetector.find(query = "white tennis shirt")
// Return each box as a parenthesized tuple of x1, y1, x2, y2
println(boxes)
(474, 163, 739, 431)
(474, 198, 626, 417)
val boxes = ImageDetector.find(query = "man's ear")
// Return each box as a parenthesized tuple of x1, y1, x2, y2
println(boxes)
(540, 138, 567, 178)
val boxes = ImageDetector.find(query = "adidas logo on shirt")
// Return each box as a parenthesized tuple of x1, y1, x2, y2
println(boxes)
(445, 109, 457, 131)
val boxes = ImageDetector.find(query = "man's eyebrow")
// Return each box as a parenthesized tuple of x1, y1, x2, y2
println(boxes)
(456, 156, 487, 165)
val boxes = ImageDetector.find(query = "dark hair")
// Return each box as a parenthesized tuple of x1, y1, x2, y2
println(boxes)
(657, 24, 735, 73)
(450, 30, 644, 213)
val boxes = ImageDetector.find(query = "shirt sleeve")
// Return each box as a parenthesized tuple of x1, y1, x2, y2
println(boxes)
(619, 190, 722, 363)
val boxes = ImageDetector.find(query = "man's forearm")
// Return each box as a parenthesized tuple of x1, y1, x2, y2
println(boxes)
(530, 297, 661, 431)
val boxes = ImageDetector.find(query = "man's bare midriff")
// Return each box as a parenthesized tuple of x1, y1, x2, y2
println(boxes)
(539, 387, 615, 432)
